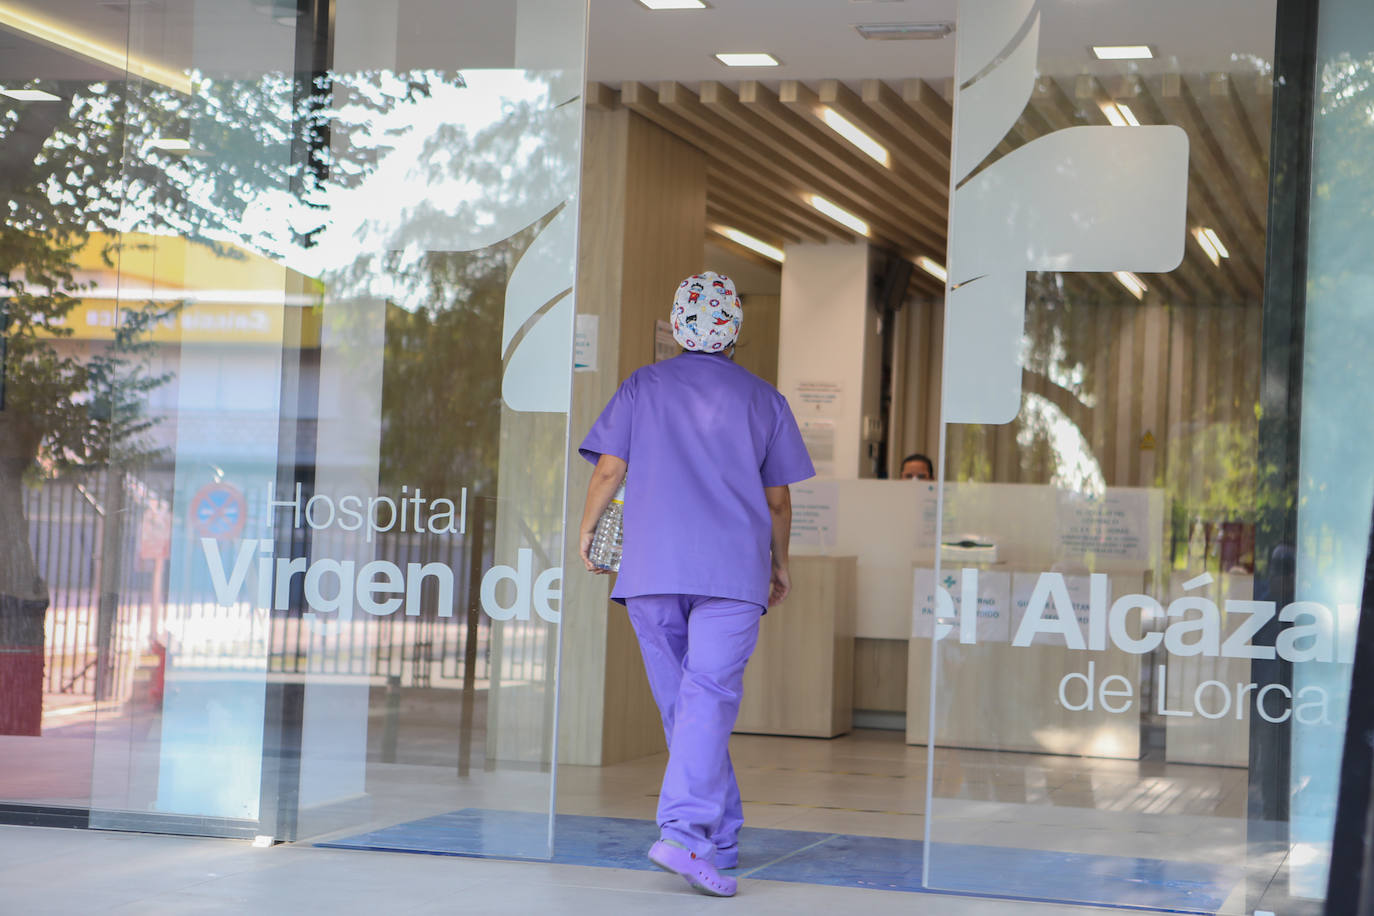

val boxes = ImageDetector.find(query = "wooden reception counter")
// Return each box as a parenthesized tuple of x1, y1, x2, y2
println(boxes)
(734, 555, 856, 738)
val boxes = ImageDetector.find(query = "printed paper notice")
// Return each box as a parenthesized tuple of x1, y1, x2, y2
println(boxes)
(912, 568, 1011, 641)
(915, 483, 938, 549)
(574, 314, 598, 372)
(1055, 490, 1152, 563)
(789, 482, 838, 550)
(654, 320, 677, 362)
(799, 418, 836, 477)
(791, 380, 843, 415)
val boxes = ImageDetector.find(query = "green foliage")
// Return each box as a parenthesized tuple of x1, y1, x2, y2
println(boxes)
(0, 70, 428, 473)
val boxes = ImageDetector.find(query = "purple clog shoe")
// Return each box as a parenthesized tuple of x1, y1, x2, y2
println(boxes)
(648, 840, 738, 897)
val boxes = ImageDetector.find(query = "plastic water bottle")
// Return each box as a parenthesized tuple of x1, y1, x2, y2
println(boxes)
(588, 483, 625, 572)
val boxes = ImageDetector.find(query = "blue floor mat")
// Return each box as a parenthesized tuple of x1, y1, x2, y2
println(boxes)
(316, 809, 1240, 914)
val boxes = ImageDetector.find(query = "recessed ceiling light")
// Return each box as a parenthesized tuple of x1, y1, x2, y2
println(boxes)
(1113, 271, 1147, 300)
(1100, 102, 1140, 127)
(637, 0, 707, 8)
(715, 52, 780, 68)
(713, 225, 784, 263)
(916, 256, 947, 283)
(0, 88, 60, 101)
(1092, 45, 1153, 60)
(855, 22, 953, 40)
(807, 194, 869, 236)
(1193, 227, 1230, 266)
(146, 138, 191, 153)
(1200, 227, 1229, 259)
(819, 107, 889, 166)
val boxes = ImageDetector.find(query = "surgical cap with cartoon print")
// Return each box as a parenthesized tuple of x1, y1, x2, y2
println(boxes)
(670, 271, 742, 353)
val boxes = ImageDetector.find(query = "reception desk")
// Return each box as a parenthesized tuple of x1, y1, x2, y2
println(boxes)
(735, 555, 856, 738)
(1161, 573, 1253, 767)
(781, 480, 1252, 764)
(905, 565, 1149, 759)
(906, 639, 1144, 759)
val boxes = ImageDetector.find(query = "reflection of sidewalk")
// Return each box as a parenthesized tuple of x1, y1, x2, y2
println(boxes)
(39, 695, 123, 733)
(0, 824, 1141, 914)
(0, 736, 94, 805)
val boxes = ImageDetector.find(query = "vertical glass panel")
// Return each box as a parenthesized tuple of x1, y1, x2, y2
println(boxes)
(86, 0, 301, 833)
(69, 0, 584, 850)
(278, 0, 586, 859)
(925, 0, 1282, 910)
(1290, 0, 1374, 897)
(0, 1, 134, 816)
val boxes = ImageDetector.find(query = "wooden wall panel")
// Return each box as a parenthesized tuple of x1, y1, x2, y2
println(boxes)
(893, 298, 943, 471)
(917, 295, 1260, 497)
(617, 111, 707, 380)
(604, 111, 708, 764)
(559, 107, 709, 767)
(853, 637, 908, 712)
(557, 106, 629, 767)
(733, 293, 780, 386)
(735, 556, 855, 738)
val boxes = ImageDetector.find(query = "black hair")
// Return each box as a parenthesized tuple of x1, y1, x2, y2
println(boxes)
(900, 453, 934, 477)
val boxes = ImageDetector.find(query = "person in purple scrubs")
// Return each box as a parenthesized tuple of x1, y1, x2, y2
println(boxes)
(577, 271, 814, 897)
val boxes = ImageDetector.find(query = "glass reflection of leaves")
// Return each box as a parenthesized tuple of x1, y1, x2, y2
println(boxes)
(0, 68, 423, 693)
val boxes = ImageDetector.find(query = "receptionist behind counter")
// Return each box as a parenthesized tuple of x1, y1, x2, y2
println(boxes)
(900, 453, 934, 480)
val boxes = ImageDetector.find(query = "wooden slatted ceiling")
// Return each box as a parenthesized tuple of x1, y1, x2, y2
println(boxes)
(595, 73, 1272, 308)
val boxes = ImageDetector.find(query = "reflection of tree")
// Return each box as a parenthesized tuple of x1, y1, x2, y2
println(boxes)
(948, 273, 1105, 487)
(949, 269, 1271, 520)
(378, 242, 524, 497)
(0, 69, 419, 730)
(343, 72, 577, 527)
(1300, 50, 1374, 576)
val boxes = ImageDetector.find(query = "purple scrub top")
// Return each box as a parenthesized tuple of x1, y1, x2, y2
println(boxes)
(579, 351, 815, 608)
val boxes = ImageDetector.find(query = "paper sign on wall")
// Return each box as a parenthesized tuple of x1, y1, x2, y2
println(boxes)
(1055, 491, 1151, 563)
(574, 314, 597, 372)
(912, 567, 1011, 642)
(799, 418, 836, 477)
(790, 482, 838, 550)
(791, 380, 843, 415)
(915, 483, 939, 550)
(654, 319, 677, 362)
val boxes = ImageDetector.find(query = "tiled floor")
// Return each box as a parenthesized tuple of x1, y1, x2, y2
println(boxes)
(557, 730, 1250, 862)
(0, 823, 1174, 915)
(286, 729, 1274, 914)
(4, 729, 1305, 914)
(319, 809, 1241, 912)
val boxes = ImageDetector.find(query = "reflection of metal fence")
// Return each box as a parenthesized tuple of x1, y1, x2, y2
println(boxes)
(25, 476, 548, 703)
(24, 472, 144, 704)
(262, 512, 550, 689)
(263, 526, 498, 687)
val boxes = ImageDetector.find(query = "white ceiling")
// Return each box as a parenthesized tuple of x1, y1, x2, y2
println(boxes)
(0, 1, 1280, 87)
(587, 0, 1279, 83)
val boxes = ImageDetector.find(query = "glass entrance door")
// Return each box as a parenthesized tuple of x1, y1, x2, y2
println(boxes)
(920, 1, 1348, 913)
(0, 0, 590, 854)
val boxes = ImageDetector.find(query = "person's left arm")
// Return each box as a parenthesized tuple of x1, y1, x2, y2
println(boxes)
(579, 454, 628, 574)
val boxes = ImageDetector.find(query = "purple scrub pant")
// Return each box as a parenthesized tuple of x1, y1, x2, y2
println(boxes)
(625, 594, 763, 864)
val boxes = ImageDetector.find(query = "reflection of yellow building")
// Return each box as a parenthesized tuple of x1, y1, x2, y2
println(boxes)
(34, 232, 321, 346)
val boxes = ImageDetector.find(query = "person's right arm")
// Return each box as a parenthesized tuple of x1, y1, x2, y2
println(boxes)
(578, 454, 628, 574)
(765, 484, 792, 606)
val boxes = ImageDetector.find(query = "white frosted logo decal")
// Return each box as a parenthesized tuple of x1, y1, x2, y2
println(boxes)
(501, 203, 577, 412)
(944, 0, 1190, 424)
